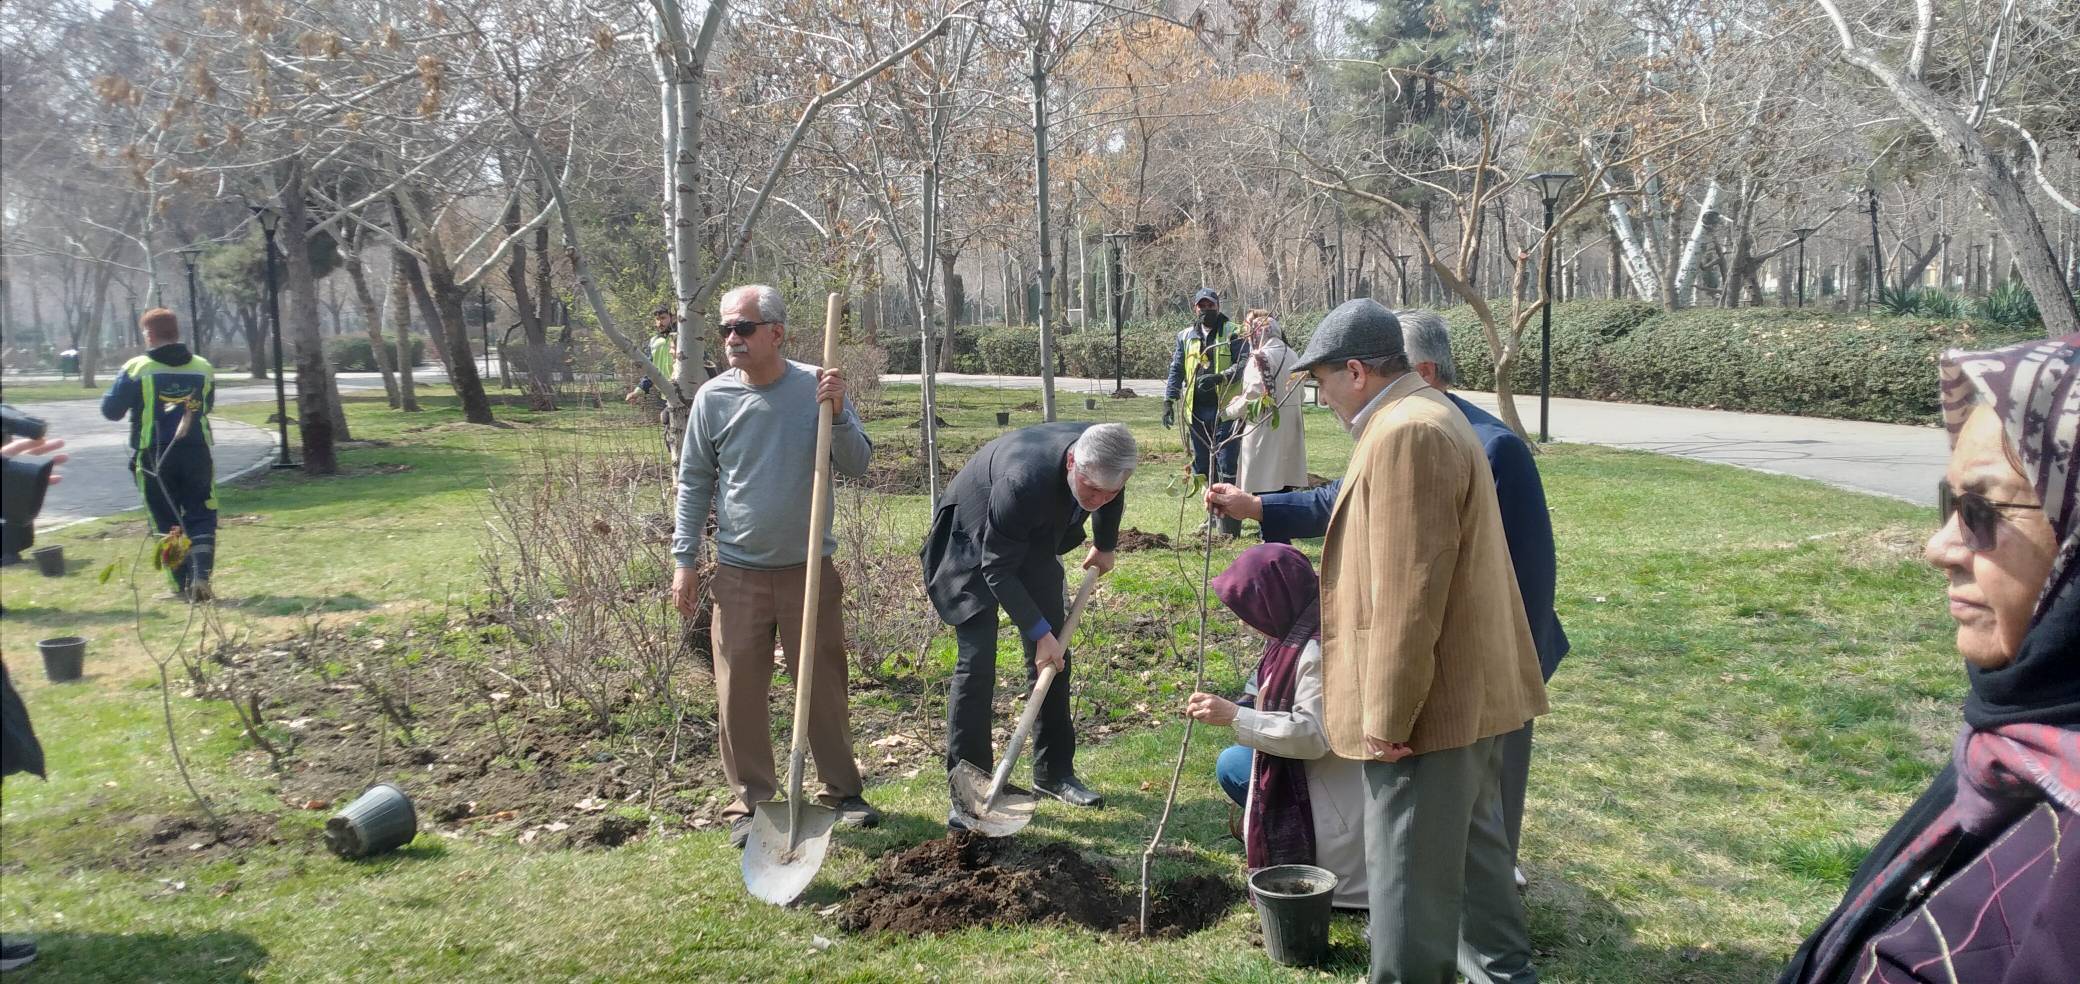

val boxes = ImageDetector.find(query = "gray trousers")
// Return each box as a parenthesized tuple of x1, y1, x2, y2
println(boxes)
(1363, 735, 1537, 984)
(1498, 719, 1533, 860)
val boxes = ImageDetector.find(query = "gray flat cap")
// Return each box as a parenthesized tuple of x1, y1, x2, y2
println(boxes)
(1292, 298, 1405, 372)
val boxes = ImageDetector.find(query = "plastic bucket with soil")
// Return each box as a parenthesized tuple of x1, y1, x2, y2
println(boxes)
(837, 833, 1237, 939)
(38, 636, 86, 683)
(1248, 864, 1337, 966)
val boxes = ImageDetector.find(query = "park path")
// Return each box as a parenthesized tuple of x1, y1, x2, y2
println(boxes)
(887, 372, 1947, 506)
(16, 372, 406, 530)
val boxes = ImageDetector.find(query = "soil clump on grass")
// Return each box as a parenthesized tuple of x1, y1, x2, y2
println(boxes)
(119, 811, 301, 870)
(1114, 527, 1173, 552)
(837, 833, 1237, 939)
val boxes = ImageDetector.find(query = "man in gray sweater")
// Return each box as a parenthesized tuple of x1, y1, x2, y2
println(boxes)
(670, 283, 881, 849)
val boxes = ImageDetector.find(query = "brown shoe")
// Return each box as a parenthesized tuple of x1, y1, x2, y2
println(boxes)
(1227, 805, 1245, 843)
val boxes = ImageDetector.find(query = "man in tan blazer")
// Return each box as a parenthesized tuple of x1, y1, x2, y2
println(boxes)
(1293, 298, 1549, 984)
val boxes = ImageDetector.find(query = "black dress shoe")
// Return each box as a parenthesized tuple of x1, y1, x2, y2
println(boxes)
(1034, 775, 1104, 809)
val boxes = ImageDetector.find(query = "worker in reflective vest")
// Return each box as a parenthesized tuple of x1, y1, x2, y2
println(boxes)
(101, 308, 218, 600)
(1164, 288, 1249, 529)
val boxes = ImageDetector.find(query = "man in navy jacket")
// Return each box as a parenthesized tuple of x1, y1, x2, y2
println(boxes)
(1206, 309, 1566, 883)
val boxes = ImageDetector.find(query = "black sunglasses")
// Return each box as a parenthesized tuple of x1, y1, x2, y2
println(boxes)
(1937, 481, 2035, 551)
(716, 320, 772, 338)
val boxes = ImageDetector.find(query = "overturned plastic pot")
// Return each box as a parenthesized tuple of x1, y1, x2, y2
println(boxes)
(1249, 864, 1337, 967)
(33, 546, 65, 577)
(38, 636, 86, 683)
(994, 411, 1011, 426)
(326, 783, 418, 859)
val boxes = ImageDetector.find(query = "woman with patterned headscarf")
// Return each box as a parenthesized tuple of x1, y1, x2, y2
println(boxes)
(1185, 543, 1368, 908)
(1780, 335, 2079, 984)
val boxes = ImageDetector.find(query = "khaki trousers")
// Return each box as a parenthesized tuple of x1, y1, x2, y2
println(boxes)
(709, 558, 863, 819)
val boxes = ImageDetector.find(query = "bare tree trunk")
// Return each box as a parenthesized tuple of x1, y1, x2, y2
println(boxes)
(936, 249, 962, 369)
(78, 225, 130, 388)
(240, 305, 265, 379)
(398, 190, 496, 424)
(280, 158, 341, 473)
(1820, 23, 2077, 333)
(388, 262, 421, 412)
(501, 171, 557, 411)
(342, 242, 400, 408)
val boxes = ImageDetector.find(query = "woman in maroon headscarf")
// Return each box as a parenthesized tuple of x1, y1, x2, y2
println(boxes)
(1780, 335, 2079, 984)
(1187, 542, 1368, 907)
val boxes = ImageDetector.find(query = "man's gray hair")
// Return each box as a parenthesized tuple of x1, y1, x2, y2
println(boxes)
(1071, 422, 1139, 489)
(1357, 352, 1411, 378)
(721, 283, 787, 324)
(1395, 308, 1456, 386)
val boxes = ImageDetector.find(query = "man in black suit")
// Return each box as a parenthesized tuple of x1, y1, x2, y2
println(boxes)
(921, 421, 1139, 817)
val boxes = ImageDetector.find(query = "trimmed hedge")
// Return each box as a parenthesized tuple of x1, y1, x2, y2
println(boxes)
(328, 336, 426, 371)
(1449, 302, 2040, 425)
(885, 303, 2044, 424)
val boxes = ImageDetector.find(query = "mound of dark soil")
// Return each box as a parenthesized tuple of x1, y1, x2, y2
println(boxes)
(121, 811, 299, 870)
(1115, 528, 1173, 552)
(836, 833, 1237, 939)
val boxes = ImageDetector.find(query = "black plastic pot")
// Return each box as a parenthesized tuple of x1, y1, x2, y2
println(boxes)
(33, 546, 65, 577)
(995, 411, 1011, 426)
(326, 783, 418, 859)
(1249, 864, 1337, 967)
(1084, 397, 1098, 410)
(38, 636, 86, 683)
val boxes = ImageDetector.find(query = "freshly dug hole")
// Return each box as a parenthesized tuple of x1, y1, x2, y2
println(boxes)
(836, 833, 1238, 939)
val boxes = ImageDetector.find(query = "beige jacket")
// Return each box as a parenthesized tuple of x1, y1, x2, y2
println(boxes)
(1318, 374, 1549, 758)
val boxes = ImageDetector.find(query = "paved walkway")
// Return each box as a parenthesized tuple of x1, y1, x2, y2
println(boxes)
(17, 372, 408, 529)
(889, 373, 1946, 505)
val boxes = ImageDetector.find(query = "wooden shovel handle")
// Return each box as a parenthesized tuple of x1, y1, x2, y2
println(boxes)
(986, 566, 1102, 798)
(781, 293, 845, 802)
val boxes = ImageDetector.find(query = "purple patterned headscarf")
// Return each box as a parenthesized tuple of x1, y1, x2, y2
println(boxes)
(1937, 332, 2079, 728)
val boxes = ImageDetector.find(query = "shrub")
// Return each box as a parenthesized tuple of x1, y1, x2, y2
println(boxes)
(1973, 281, 2042, 329)
(1446, 301, 2038, 424)
(327, 336, 426, 371)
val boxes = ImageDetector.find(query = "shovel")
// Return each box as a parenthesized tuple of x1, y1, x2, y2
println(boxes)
(742, 293, 846, 906)
(948, 566, 1102, 837)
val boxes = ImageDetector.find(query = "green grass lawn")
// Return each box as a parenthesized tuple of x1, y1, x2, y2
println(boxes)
(2, 377, 270, 403)
(0, 382, 1958, 981)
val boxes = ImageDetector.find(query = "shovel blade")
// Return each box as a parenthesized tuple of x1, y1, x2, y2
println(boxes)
(948, 760, 1038, 838)
(741, 799, 837, 905)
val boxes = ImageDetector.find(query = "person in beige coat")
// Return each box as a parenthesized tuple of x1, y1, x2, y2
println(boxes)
(1293, 298, 1549, 984)
(1224, 310, 1309, 496)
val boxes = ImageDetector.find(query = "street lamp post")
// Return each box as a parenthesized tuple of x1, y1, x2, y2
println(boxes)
(1105, 230, 1130, 395)
(1792, 227, 1817, 308)
(249, 205, 296, 470)
(178, 247, 205, 359)
(1527, 171, 1576, 444)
